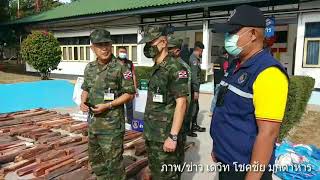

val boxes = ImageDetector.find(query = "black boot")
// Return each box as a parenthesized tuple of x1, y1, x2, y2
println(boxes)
(187, 131, 197, 137)
(192, 124, 206, 132)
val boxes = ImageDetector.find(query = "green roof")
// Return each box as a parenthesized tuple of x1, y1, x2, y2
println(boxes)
(13, 0, 194, 24)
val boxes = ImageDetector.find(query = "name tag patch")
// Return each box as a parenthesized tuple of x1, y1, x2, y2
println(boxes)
(104, 92, 115, 101)
(153, 94, 163, 103)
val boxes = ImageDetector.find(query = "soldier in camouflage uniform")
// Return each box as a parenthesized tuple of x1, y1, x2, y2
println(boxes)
(139, 26, 189, 180)
(80, 29, 135, 180)
(168, 36, 192, 166)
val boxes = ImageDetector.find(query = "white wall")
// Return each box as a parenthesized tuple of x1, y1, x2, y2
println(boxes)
(272, 25, 297, 75)
(295, 12, 320, 88)
(26, 27, 140, 75)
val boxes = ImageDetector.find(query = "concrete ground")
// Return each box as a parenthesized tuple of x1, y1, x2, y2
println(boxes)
(181, 93, 218, 180)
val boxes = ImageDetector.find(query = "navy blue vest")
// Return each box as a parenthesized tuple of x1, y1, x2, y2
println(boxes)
(210, 49, 288, 167)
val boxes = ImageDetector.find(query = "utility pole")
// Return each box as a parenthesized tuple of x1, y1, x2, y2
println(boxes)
(35, 0, 41, 12)
(17, 0, 20, 18)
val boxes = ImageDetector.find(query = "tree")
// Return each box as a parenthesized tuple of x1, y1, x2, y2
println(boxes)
(9, 0, 63, 20)
(21, 31, 62, 79)
(0, 0, 10, 22)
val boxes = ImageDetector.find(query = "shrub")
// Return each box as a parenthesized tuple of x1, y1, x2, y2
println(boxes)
(279, 76, 315, 140)
(21, 31, 61, 80)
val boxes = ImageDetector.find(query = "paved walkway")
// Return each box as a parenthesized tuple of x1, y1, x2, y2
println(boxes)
(181, 93, 218, 180)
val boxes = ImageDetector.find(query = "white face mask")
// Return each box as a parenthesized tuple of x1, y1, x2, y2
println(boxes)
(118, 52, 127, 59)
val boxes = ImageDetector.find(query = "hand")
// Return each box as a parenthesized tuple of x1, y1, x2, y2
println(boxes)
(91, 104, 108, 114)
(211, 151, 217, 163)
(194, 92, 199, 100)
(163, 137, 177, 152)
(80, 102, 89, 112)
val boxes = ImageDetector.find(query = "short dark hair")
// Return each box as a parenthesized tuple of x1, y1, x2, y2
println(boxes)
(118, 46, 127, 51)
(194, 41, 205, 49)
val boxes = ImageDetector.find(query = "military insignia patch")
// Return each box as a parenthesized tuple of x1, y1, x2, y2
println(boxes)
(193, 61, 198, 66)
(238, 72, 249, 84)
(123, 71, 132, 80)
(178, 70, 188, 79)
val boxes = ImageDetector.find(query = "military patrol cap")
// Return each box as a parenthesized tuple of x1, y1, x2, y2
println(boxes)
(90, 29, 112, 44)
(138, 26, 168, 44)
(168, 37, 183, 49)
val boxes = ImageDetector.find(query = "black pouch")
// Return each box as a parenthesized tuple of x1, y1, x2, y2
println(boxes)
(216, 85, 229, 107)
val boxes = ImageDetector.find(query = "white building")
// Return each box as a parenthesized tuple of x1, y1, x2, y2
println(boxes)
(7, 0, 320, 88)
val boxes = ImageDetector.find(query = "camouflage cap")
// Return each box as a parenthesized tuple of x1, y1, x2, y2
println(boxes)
(90, 29, 112, 44)
(138, 26, 167, 44)
(168, 36, 183, 49)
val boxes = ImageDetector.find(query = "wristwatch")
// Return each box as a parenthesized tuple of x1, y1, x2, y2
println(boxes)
(169, 134, 178, 141)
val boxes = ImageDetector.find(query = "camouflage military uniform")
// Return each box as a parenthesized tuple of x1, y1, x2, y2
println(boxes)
(144, 56, 189, 180)
(168, 37, 191, 164)
(81, 57, 135, 180)
(138, 26, 189, 179)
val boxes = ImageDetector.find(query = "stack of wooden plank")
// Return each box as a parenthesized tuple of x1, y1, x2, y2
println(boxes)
(0, 109, 149, 180)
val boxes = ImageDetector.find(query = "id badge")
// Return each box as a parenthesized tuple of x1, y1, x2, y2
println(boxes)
(153, 94, 163, 103)
(104, 92, 115, 101)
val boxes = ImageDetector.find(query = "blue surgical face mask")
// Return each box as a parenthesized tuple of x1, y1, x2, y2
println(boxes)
(118, 52, 127, 59)
(224, 29, 252, 56)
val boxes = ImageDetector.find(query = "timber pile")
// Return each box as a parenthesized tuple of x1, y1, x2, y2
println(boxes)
(0, 109, 150, 180)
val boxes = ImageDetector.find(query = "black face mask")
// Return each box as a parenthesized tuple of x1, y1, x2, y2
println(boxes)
(143, 43, 160, 59)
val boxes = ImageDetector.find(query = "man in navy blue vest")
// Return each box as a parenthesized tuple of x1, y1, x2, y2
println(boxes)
(211, 5, 289, 180)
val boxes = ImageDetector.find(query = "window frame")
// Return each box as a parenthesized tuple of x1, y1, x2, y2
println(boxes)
(303, 37, 320, 68)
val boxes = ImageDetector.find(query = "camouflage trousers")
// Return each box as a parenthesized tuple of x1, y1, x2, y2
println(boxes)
(88, 131, 126, 180)
(145, 139, 185, 180)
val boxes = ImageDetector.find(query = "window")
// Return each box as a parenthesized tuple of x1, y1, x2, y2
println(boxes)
(111, 34, 137, 44)
(305, 22, 320, 38)
(303, 22, 320, 67)
(304, 38, 320, 67)
(57, 36, 90, 45)
(58, 36, 91, 61)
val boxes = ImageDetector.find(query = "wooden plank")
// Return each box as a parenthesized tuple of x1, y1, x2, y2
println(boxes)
(51, 136, 83, 148)
(73, 151, 88, 161)
(38, 135, 67, 144)
(12, 110, 50, 119)
(75, 156, 88, 166)
(57, 167, 90, 180)
(65, 144, 88, 155)
(16, 145, 50, 160)
(124, 132, 142, 142)
(33, 155, 73, 177)
(3, 159, 35, 174)
(44, 158, 76, 177)
(125, 157, 148, 177)
(0, 145, 27, 164)
(68, 123, 88, 132)
(0, 140, 24, 151)
(36, 150, 66, 163)
(55, 139, 87, 151)
(16, 162, 39, 176)
(37, 132, 61, 141)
